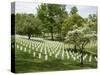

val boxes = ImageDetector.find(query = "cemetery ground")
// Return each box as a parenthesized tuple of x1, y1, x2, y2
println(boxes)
(14, 36, 97, 73)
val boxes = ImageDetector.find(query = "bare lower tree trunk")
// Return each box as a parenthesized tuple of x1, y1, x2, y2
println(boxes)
(28, 34, 31, 40)
(51, 32, 54, 40)
(50, 27, 54, 41)
(80, 46, 84, 66)
(43, 33, 45, 38)
(74, 45, 77, 51)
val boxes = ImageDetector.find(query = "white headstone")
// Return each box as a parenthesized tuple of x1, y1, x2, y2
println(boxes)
(17, 45, 19, 49)
(66, 51, 69, 59)
(39, 53, 41, 59)
(33, 52, 35, 57)
(20, 46, 22, 51)
(83, 54, 87, 60)
(45, 55, 48, 60)
(32, 47, 34, 50)
(89, 55, 92, 62)
(95, 56, 97, 62)
(29, 44, 31, 48)
(49, 52, 52, 56)
(61, 50, 64, 60)
(73, 57, 76, 61)
(24, 48, 26, 52)
(55, 54, 58, 58)
(61, 55, 64, 60)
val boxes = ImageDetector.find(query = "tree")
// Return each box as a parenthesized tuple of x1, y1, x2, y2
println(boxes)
(65, 25, 96, 66)
(16, 13, 42, 39)
(37, 4, 68, 40)
(70, 6, 78, 15)
(62, 12, 84, 42)
(62, 6, 84, 32)
(54, 5, 68, 41)
(88, 14, 97, 31)
(23, 15, 33, 39)
(16, 13, 27, 35)
(23, 15, 42, 39)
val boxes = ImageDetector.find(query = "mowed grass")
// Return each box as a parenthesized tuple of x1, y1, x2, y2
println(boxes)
(15, 49, 97, 73)
(15, 38, 97, 73)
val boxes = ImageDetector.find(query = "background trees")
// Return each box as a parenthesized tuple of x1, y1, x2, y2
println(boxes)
(16, 14, 42, 39)
(87, 14, 97, 31)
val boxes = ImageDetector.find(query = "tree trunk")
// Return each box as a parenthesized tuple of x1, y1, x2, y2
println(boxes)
(60, 32, 62, 41)
(50, 27, 54, 40)
(74, 45, 77, 52)
(80, 46, 84, 66)
(51, 32, 54, 40)
(28, 34, 31, 40)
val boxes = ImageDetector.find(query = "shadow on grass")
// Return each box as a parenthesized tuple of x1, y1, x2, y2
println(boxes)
(15, 57, 97, 73)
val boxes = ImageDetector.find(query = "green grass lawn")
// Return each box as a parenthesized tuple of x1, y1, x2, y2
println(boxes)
(15, 49, 97, 73)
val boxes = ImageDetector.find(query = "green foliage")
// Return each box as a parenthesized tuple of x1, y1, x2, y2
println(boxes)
(62, 6, 85, 39)
(65, 25, 96, 49)
(65, 24, 96, 65)
(62, 13, 84, 33)
(16, 14, 42, 39)
(87, 14, 97, 31)
(70, 6, 78, 15)
(37, 4, 68, 40)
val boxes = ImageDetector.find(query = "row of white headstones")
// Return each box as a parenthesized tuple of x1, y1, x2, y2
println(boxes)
(15, 38, 97, 62)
